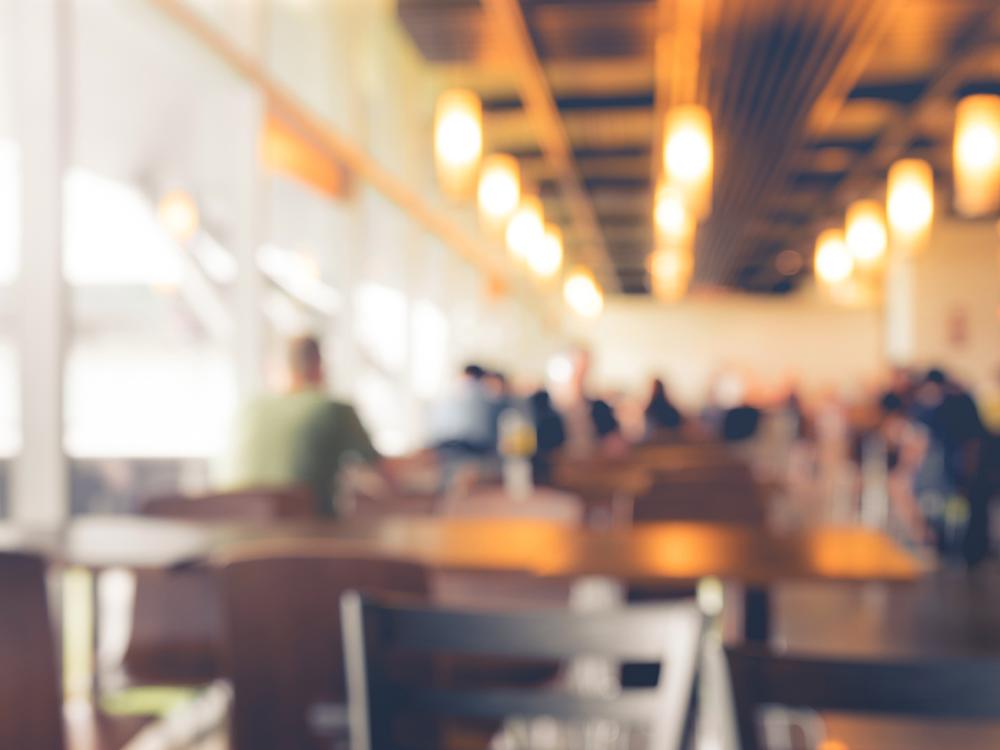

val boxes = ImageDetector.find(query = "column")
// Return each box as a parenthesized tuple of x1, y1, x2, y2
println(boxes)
(11, 0, 69, 525)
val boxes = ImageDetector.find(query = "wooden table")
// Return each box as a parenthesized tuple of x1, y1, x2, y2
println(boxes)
(0, 514, 926, 585)
(2, 514, 926, 644)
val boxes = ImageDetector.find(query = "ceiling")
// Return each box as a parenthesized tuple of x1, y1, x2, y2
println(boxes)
(398, 0, 1000, 294)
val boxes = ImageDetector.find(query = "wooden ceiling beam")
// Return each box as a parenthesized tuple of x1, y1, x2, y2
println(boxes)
(481, 0, 620, 291)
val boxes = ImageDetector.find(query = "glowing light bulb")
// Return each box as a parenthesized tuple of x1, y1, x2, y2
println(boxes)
(663, 105, 713, 218)
(528, 223, 563, 279)
(954, 94, 1000, 217)
(157, 189, 199, 242)
(648, 243, 694, 302)
(563, 269, 604, 318)
(477, 154, 520, 228)
(886, 159, 933, 250)
(434, 89, 482, 199)
(814, 228, 853, 284)
(845, 199, 887, 267)
(505, 195, 545, 261)
(654, 183, 694, 242)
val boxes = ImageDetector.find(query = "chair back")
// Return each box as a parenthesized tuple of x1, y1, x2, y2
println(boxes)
(342, 595, 703, 750)
(0, 552, 64, 750)
(141, 485, 315, 521)
(219, 548, 429, 750)
(121, 486, 316, 685)
(726, 646, 1000, 750)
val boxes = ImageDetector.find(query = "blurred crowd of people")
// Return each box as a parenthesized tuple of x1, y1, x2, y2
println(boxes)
(426, 350, 999, 566)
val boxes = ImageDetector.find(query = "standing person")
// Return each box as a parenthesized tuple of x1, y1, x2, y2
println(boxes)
(913, 368, 989, 563)
(644, 377, 684, 438)
(223, 335, 387, 516)
(552, 347, 628, 458)
(427, 364, 498, 485)
(528, 388, 566, 483)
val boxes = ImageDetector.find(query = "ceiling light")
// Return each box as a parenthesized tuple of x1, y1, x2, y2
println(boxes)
(814, 228, 853, 285)
(477, 154, 520, 228)
(954, 94, 1000, 217)
(845, 199, 887, 268)
(563, 269, 604, 318)
(663, 105, 713, 218)
(434, 89, 482, 199)
(886, 158, 933, 251)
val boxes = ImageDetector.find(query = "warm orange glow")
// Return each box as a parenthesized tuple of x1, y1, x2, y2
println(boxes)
(434, 89, 482, 199)
(845, 199, 887, 268)
(157, 190, 199, 242)
(477, 154, 520, 228)
(886, 158, 933, 251)
(648, 243, 694, 302)
(814, 228, 853, 285)
(954, 94, 1000, 217)
(663, 105, 713, 218)
(654, 183, 695, 243)
(505, 195, 545, 262)
(563, 268, 604, 318)
(260, 114, 348, 200)
(528, 223, 563, 279)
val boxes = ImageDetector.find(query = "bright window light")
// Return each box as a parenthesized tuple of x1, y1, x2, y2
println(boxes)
(64, 342, 237, 458)
(64, 169, 183, 286)
(355, 282, 408, 374)
(0, 338, 19, 457)
(0, 140, 19, 285)
(411, 299, 449, 400)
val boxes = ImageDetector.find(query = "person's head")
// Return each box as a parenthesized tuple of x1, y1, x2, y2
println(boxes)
(483, 370, 508, 398)
(530, 388, 552, 412)
(649, 378, 667, 402)
(916, 367, 948, 406)
(287, 335, 324, 389)
(463, 364, 486, 381)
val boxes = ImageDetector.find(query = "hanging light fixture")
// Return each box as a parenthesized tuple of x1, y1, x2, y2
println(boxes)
(814, 228, 853, 285)
(648, 243, 694, 302)
(654, 182, 695, 243)
(845, 199, 887, 269)
(157, 189, 200, 242)
(663, 105, 713, 218)
(563, 268, 604, 318)
(954, 94, 1000, 217)
(477, 154, 520, 229)
(434, 89, 482, 199)
(528, 223, 563, 279)
(505, 195, 545, 262)
(886, 158, 933, 251)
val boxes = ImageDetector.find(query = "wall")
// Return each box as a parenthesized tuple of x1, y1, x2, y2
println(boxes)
(887, 216, 1000, 394)
(577, 288, 885, 407)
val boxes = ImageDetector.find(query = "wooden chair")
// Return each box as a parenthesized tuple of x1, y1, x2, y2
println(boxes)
(342, 594, 704, 750)
(726, 646, 1000, 750)
(119, 486, 316, 687)
(0, 551, 65, 750)
(549, 460, 653, 526)
(141, 484, 315, 521)
(217, 547, 429, 750)
(633, 463, 768, 526)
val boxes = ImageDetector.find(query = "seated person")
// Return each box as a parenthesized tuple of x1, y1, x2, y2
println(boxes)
(223, 335, 386, 516)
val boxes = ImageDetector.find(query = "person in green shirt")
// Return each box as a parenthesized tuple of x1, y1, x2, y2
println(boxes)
(224, 335, 383, 516)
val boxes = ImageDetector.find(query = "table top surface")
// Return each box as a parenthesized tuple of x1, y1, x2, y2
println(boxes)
(0, 514, 928, 584)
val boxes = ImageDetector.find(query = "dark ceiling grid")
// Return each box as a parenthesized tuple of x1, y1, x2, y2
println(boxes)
(398, 0, 1000, 296)
(697, 0, 824, 284)
(776, 1, 1000, 271)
